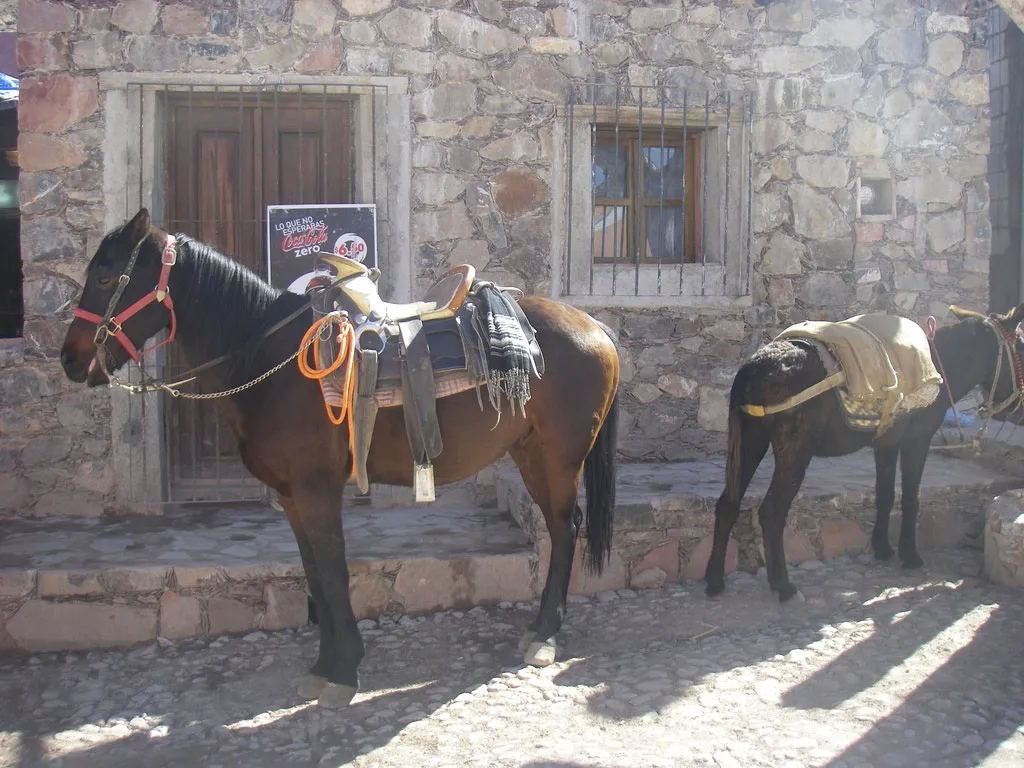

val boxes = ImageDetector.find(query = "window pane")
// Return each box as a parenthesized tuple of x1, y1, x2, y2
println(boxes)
(593, 144, 628, 198)
(592, 204, 629, 262)
(644, 206, 684, 263)
(642, 146, 685, 199)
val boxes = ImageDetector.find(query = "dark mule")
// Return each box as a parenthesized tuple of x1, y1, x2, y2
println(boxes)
(705, 306, 1024, 603)
(61, 210, 620, 707)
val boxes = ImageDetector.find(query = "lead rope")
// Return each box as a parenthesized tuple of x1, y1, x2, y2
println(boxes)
(297, 311, 358, 477)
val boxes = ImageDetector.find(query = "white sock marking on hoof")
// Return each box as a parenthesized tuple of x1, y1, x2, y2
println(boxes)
(524, 638, 557, 667)
(317, 682, 359, 709)
(296, 674, 328, 700)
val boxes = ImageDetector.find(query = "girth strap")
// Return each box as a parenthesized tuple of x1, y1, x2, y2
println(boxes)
(740, 371, 847, 417)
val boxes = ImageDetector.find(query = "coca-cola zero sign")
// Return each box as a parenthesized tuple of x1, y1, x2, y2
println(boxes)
(266, 204, 377, 294)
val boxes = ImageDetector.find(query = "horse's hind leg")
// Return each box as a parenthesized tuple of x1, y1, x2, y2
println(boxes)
(509, 438, 578, 667)
(290, 474, 365, 708)
(705, 419, 769, 597)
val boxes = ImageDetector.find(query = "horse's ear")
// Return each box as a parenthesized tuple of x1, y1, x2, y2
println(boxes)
(949, 305, 973, 320)
(125, 208, 151, 242)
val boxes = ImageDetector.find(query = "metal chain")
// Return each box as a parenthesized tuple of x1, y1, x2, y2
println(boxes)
(109, 312, 339, 400)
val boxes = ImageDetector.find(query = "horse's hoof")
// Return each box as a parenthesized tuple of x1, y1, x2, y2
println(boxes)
(900, 554, 924, 570)
(296, 674, 328, 700)
(873, 544, 895, 561)
(777, 583, 802, 603)
(524, 638, 557, 667)
(317, 682, 359, 709)
(517, 630, 537, 653)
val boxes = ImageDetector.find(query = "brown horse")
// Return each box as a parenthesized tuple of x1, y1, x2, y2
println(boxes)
(705, 305, 1024, 603)
(61, 209, 620, 708)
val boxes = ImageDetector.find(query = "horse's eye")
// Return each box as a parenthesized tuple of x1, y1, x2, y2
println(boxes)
(95, 274, 115, 290)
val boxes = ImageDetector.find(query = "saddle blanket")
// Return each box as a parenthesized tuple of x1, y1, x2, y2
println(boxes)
(776, 313, 942, 432)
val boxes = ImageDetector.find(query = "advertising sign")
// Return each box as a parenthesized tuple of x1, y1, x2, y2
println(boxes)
(266, 204, 377, 294)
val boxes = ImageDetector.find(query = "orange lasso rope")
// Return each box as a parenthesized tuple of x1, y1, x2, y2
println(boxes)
(297, 314, 357, 470)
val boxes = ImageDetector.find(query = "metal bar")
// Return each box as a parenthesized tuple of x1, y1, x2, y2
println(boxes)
(701, 90, 710, 297)
(322, 84, 328, 201)
(612, 87, 621, 296)
(566, 86, 575, 295)
(723, 91, 732, 293)
(589, 88, 597, 295)
(658, 87, 666, 295)
(634, 86, 643, 297)
(680, 89, 688, 294)
(298, 85, 304, 204)
(746, 94, 755, 296)
(370, 85, 377, 203)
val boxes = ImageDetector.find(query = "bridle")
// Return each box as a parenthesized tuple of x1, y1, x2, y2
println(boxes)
(928, 311, 1024, 451)
(71, 229, 316, 399)
(979, 314, 1024, 422)
(73, 232, 178, 365)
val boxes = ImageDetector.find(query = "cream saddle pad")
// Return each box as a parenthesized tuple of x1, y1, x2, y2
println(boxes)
(775, 313, 943, 434)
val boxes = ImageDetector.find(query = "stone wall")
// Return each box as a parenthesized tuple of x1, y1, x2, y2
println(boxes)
(987, 5, 1023, 312)
(4, 0, 994, 518)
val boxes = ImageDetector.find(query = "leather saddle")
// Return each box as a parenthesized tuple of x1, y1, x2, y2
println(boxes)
(311, 255, 542, 502)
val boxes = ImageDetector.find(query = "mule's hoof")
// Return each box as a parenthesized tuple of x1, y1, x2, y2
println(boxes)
(296, 674, 328, 700)
(901, 556, 924, 570)
(317, 682, 359, 709)
(524, 638, 557, 667)
(777, 583, 802, 603)
(517, 630, 537, 653)
(873, 545, 895, 561)
(705, 580, 725, 598)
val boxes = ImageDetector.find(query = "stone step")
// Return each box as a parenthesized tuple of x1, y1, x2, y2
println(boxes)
(0, 490, 537, 654)
(497, 450, 1024, 595)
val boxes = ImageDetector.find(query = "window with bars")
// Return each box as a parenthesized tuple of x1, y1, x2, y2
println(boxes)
(592, 128, 703, 266)
(560, 84, 754, 302)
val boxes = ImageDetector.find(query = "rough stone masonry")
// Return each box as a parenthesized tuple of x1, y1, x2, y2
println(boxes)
(3, 0, 994, 517)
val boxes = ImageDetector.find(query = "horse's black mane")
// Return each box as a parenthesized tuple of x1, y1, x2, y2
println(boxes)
(172, 235, 309, 376)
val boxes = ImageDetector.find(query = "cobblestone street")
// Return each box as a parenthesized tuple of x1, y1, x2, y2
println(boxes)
(1, 547, 1022, 768)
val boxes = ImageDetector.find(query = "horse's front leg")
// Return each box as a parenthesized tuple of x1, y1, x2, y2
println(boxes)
(896, 439, 930, 569)
(871, 446, 899, 561)
(279, 496, 336, 700)
(290, 473, 364, 708)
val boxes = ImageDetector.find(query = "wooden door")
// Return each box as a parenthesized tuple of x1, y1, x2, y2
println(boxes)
(164, 93, 353, 499)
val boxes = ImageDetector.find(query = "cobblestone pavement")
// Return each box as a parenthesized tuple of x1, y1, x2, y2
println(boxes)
(1, 548, 1023, 768)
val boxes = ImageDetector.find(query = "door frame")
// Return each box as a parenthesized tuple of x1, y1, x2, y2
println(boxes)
(100, 73, 412, 508)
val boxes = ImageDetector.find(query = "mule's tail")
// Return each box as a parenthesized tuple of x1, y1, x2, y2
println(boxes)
(583, 390, 618, 575)
(724, 369, 750, 504)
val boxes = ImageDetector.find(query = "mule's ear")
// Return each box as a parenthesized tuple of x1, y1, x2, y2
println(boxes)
(949, 305, 973, 320)
(125, 208, 151, 242)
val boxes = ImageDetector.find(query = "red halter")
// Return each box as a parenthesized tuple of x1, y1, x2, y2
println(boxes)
(73, 233, 178, 364)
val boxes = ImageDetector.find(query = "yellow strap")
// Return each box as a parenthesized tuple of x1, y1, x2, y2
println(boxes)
(740, 371, 846, 417)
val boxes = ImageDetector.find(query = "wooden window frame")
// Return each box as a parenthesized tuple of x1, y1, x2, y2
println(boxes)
(592, 128, 703, 265)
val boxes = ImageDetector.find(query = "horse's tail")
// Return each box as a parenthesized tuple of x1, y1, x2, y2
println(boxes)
(583, 389, 618, 575)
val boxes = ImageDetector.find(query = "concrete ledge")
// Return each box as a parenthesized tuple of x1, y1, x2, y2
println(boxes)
(0, 501, 537, 654)
(501, 451, 1024, 596)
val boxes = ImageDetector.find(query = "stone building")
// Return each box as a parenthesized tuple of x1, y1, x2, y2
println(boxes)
(0, 0, 1012, 518)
